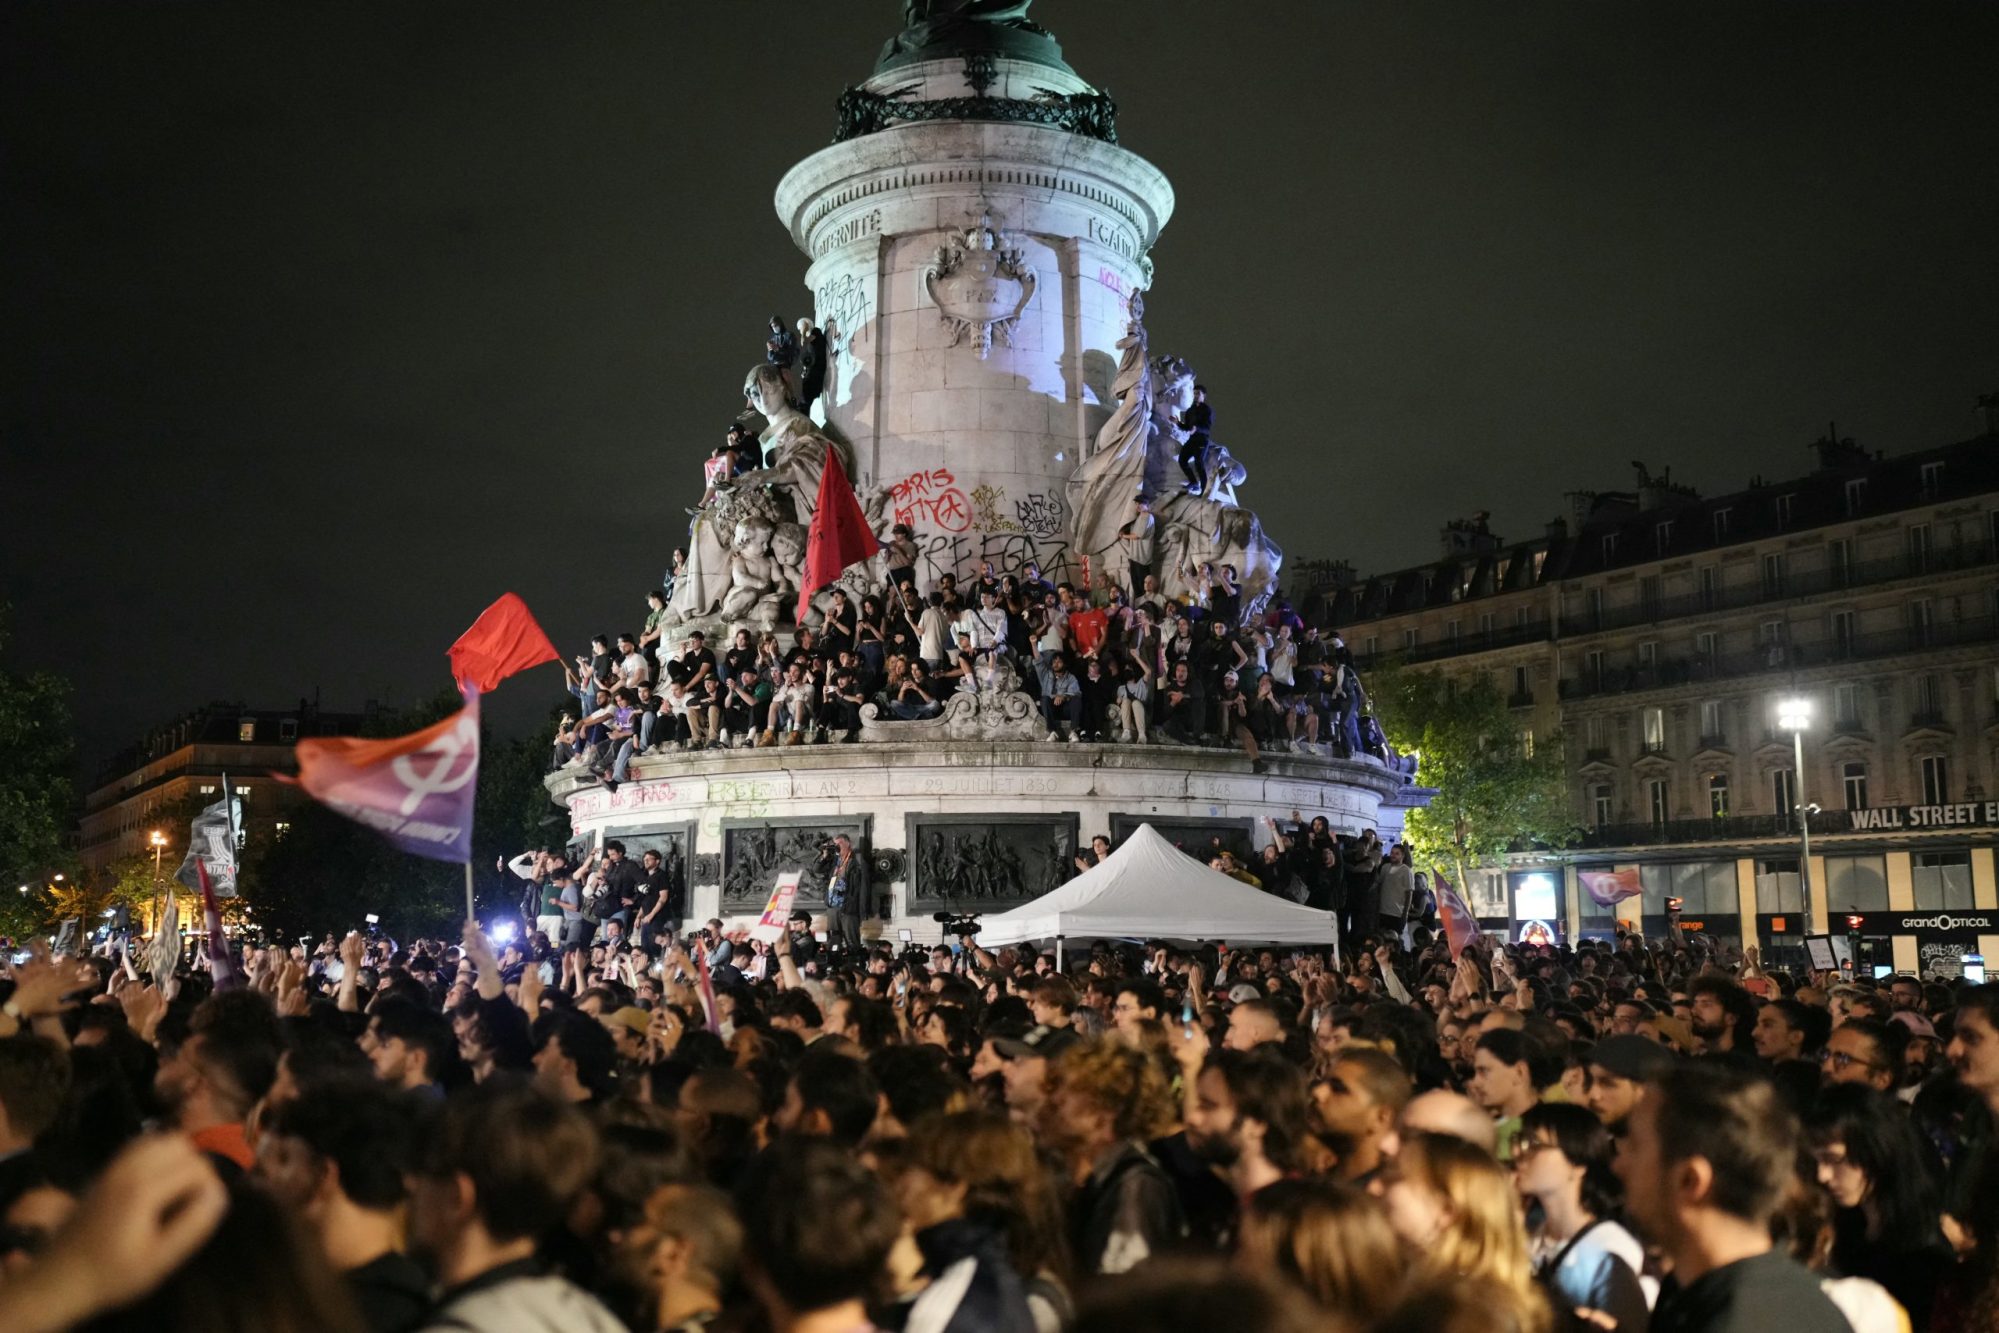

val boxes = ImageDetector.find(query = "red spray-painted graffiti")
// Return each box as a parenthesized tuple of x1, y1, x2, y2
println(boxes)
(891, 467, 971, 533)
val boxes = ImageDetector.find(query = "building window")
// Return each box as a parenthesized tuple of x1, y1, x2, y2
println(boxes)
(1584, 649, 1605, 687)
(279, 718, 298, 741)
(1830, 609, 1856, 656)
(1602, 533, 1619, 563)
(1921, 755, 1949, 805)
(274, 821, 292, 839)
(1913, 850, 1974, 909)
(198, 784, 217, 795)
(1909, 523, 1932, 573)
(1827, 538, 1851, 588)
(1647, 778, 1670, 827)
(1585, 587, 1604, 627)
(1761, 552, 1786, 597)
(1842, 762, 1868, 811)
(1712, 508, 1732, 542)
(1708, 773, 1730, 819)
(1772, 768, 1797, 827)
(1520, 729, 1535, 760)
(1844, 478, 1867, 516)
(1363, 636, 1378, 658)
(1833, 682, 1861, 728)
(1642, 707, 1666, 753)
(1585, 716, 1607, 753)
(1654, 521, 1674, 555)
(1914, 674, 1943, 724)
(1447, 619, 1461, 645)
(1775, 493, 1796, 528)
(1920, 460, 1944, 499)
(1695, 630, 1717, 661)
(1825, 854, 1890, 912)
(1640, 575, 1662, 616)
(1589, 783, 1613, 829)
(1479, 612, 1494, 639)
(1637, 640, 1659, 671)
(237, 718, 256, 742)
(1699, 700, 1723, 743)
(1515, 606, 1531, 629)
(1909, 598, 1934, 646)
(1403, 627, 1419, 650)
(1755, 857, 1803, 913)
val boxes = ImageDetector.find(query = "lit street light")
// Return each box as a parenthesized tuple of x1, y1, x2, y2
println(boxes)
(1777, 697, 1816, 931)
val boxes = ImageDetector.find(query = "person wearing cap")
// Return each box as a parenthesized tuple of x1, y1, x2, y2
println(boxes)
(1118, 492, 1157, 597)
(1586, 1034, 1677, 1133)
(994, 1025, 1080, 1129)
(599, 1006, 650, 1065)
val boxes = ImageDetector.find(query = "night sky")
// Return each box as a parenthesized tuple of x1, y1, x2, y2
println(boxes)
(6, 1, 1996, 772)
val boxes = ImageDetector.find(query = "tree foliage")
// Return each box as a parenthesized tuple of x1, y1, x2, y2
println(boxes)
(0, 606, 78, 929)
(1368, 662, 1578, 886)
(240, 690, 562, 940)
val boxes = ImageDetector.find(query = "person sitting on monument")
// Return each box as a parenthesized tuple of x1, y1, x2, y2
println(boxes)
(1159, 660, 1207, 745)
(763, 314, 796, 370)
(774, 662, 818, 746)
(1114, 658, 1152, 744)
(823, 666, 868, 742)
(1038, 652, 1083, 742)
(1177, 383, 1213, 493)
(725, 664, 773, 746)
(1077, 655, 1116, 744)
(889, 659, 944, 720)
(1213, 670, 1262, 768)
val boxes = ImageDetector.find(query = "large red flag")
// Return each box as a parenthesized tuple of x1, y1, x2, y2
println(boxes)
(796, 446, 882, 623)
(448, 593, 558, 692)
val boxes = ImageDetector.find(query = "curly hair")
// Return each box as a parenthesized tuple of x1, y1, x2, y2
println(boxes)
(907, 1109, 1072, 1282)
(1049, 1038, 1177, 1143)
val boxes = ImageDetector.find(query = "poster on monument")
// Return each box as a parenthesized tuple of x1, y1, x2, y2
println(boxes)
(751, 872, 803, 943)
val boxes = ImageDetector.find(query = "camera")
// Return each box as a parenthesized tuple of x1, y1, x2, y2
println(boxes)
(932, 911, 981, 937)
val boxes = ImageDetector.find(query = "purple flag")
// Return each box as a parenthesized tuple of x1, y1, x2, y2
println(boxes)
(278, 687, 481, 862)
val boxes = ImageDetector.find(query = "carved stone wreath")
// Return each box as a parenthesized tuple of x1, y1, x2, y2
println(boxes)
(924, 216, 1037, 360)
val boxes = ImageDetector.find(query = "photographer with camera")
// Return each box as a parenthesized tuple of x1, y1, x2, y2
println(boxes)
(817, 833, 870, 955)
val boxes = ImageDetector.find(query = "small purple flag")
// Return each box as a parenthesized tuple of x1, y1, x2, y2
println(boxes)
(278, 686, 481, 862)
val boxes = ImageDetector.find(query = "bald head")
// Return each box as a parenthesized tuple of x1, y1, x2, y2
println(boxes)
(1395, 1088, 1498, 1155)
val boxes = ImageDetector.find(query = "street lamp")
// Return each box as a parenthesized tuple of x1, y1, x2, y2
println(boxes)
(1777, 697, 1815, 930)
(149, 831, 168, 937)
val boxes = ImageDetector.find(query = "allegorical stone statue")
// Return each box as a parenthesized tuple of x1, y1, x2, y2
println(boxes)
(1065, 289, 1282, 623)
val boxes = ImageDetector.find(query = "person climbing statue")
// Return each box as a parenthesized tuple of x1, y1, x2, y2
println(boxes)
(1177, 383, 1213, 493)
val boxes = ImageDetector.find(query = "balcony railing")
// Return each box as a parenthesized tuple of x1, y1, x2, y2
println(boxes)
(1560, 616, 1999, 701)
(1353, 620, 1552, 668)
(1508, 691, 1536, 708)
(1575, 809, 1853, 848)
(1557, 539, 1997, 637)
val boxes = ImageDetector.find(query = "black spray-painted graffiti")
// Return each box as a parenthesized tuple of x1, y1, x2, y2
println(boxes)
(1014, 491, 1064, 539)
(920, 532, 1076, 586)
(815, 273, 873, 342)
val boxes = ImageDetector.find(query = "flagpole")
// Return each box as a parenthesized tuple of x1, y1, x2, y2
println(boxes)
(464, 862, 476, 925)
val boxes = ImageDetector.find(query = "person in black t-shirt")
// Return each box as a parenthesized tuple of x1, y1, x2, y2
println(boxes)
(598, 841, 644, 930)
(1617, 1064, 1849, 1333)
(722, 627, 758, 687)
(1176, 384, 1213, 493)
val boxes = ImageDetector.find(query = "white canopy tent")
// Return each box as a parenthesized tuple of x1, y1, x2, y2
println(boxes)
(974, 823, 1340, 957)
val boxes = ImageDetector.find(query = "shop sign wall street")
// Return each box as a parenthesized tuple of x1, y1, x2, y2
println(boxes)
(1846, 801, 1999, 831)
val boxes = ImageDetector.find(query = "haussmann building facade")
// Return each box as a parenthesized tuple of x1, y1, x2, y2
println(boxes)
(1307, 400, 1999, 979)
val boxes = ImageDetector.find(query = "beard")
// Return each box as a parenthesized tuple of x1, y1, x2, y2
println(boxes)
(1188, 1122, 1244, 1168)
(1690, 1017, 1727, 1041)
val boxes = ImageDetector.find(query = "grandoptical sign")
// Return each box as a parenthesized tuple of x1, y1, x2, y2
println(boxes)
(1847, 801, 1999, 831)
(1890, 911, 1994, 979)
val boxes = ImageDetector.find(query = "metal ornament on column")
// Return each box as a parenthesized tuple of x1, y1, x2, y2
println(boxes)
(924, 214, 1036, 358)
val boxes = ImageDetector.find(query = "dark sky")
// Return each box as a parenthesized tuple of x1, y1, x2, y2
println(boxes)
(6, 1, 1996, 771)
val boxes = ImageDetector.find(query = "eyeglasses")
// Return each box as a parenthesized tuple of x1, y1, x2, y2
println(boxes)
(1512, 1138, 1561, 1163)
(1819, 1049, 1881, 1073)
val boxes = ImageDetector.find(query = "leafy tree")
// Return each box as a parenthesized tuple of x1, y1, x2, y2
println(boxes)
(1368, 663, 1578, 891)
(240, 690, 563, 940)
(0, 606, 78, 930)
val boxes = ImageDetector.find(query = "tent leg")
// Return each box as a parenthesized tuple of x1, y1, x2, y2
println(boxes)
(1056, 935, 1065, 971)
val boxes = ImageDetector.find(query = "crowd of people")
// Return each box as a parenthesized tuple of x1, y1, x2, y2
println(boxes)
(554, 541, 1414, 785)
(3, 866, 1999, 1332)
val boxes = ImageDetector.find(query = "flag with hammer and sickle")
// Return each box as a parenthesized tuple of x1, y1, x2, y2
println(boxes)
(279, 686, 482, 862)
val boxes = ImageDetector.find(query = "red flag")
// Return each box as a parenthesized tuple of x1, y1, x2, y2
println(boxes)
(448, 593, 558, 692)
(1433, 869, 1481, 960)
(796, 445, 882, 623)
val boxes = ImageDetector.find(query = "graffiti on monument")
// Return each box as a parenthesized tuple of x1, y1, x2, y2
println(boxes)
(971, 483, 1023, 534)
(905, 813, 1078, 912)
(917, 531, 1075, 585)
(815, 272, 873, 341)
(892, 467, 971, 533)
(1014, 490, 1065, 539)
(702, 778, 774, 838)
(721, 817, 869, 909)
